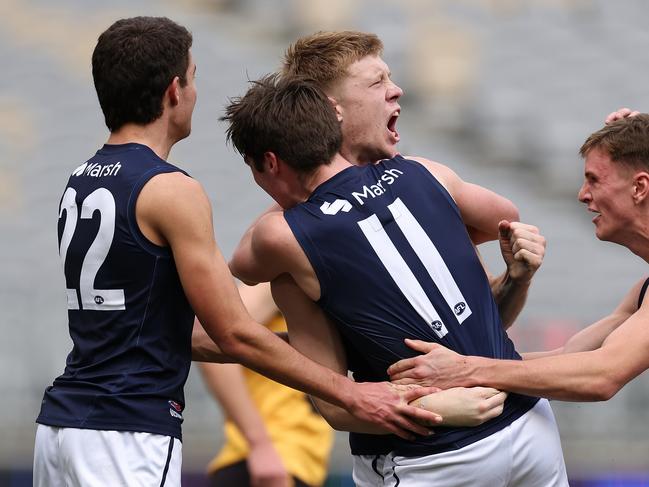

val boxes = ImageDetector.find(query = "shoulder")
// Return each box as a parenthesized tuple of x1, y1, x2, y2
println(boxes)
(140, 172, 209, 213)
(251, 211, 295, 256)
(401, 155, 460, 195)
(137, 172, 211, 245)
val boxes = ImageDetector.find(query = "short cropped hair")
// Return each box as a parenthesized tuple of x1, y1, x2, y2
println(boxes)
(221, 74, 342, 173)
(92, 16, 193, 132)
(580, 114, 649, 171)
(281, 31, 383, 90)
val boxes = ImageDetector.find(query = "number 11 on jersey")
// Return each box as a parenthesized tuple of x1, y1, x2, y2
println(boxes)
(357, 198, 471, 338)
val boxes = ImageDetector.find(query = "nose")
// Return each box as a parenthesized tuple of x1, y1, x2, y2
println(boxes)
(387, 80, 403, 101)
(577, 181, 590, 203)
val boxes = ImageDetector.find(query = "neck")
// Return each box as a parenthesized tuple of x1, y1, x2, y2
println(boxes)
(339, 144, 364, 166)
(106, 120, 177, 161)
(625, 217, 649, 263)
(301, 153, 353, 196)
(339, 143, 397, 167)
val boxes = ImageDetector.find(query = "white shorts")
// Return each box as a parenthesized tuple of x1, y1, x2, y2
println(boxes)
(33, 424, 182, 487)
(353, 399, 567, 487)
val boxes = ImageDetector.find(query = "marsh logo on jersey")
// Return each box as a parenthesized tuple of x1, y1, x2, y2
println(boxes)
(320, 199, 352, 215)
(351, 168, 403, 205)
(72, 161, 121, 178)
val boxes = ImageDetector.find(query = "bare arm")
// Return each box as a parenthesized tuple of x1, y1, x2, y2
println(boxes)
(272, 275, 506, 431)
(522, 279, 643, 360)
(486, 221, 546, 328)
(198, 283, 290, 487)
(191, 318, 233, 363)
(388, 280, 649, 401)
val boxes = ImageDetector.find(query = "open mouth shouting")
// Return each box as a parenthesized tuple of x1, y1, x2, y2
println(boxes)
(387, 110, 400, 143)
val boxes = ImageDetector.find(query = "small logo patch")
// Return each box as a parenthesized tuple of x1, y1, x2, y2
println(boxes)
(431, 320, 443, 331)
(168, 400, 183, 412)
(168, 400, 184, 420)
(320, 199, 352, 215)
(454, 302, 466, 316)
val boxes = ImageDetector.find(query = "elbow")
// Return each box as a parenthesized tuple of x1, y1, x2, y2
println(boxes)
(215, 331, 249, 359)
(582, 376, 623, 402)
(322, 415, 349, 432)
(228, 251, 247, 282)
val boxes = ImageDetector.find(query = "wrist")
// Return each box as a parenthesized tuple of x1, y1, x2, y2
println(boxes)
(334, 374, 357, 411)
(246, 430, 274, 449)
(470, 356, 495, 388)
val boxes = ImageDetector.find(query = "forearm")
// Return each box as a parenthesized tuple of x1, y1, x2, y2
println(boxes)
(217, 324, 355, 409)
(469, 350, 627, 401)
(311, 397, 389, 434)
(199, 362, 273, 447)
(490, 271, 530, 329)
(521, 349, 563, 360)
(191, 319, 234, 363)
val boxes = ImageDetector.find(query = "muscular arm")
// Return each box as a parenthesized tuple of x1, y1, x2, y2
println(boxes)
(389, 279, 649, 401)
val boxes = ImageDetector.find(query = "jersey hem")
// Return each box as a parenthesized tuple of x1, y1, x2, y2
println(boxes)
(35, 417, 182, 441)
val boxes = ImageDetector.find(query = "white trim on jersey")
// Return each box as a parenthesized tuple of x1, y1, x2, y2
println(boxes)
(387, 198, 472, 324)
(33, 425, 182, 487)
(358, 213, 449, 339)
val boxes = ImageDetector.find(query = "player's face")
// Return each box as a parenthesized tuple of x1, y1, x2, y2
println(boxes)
(175, 51, 197, 141)
(247, 157, 294, 210)
(329, 55, 403, 165)
(578, 148, 636, 243)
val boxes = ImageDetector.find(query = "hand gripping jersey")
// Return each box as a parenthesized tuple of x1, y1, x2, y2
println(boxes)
(37, 143, 194, 440)
(284, 155, 539, 457)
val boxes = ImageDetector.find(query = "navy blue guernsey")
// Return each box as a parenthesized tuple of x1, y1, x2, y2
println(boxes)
(284, 155, 539, 457)
(37, 143, 194, 440)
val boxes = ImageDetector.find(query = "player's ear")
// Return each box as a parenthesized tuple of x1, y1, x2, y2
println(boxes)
(632, 171, 649, 204)
(328, 96, 343, 123)
(167, 76, 181, 106)
(263, 151, 280, 174)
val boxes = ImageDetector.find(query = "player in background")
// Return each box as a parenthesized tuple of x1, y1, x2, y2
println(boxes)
(33, 17, 442, 487)
(224, 74, 567, 486)
(387, 113, 649, 405)
(200, 283, 334, 487)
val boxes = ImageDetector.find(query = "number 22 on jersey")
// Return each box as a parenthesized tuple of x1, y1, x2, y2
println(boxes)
(58, 187, 125, 311)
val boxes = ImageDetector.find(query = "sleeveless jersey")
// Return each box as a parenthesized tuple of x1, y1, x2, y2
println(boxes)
(37, 143, 194, 440)
(284, 155, 539, 457)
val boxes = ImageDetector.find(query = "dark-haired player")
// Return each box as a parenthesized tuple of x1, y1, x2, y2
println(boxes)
(33, 17, 442, 487)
